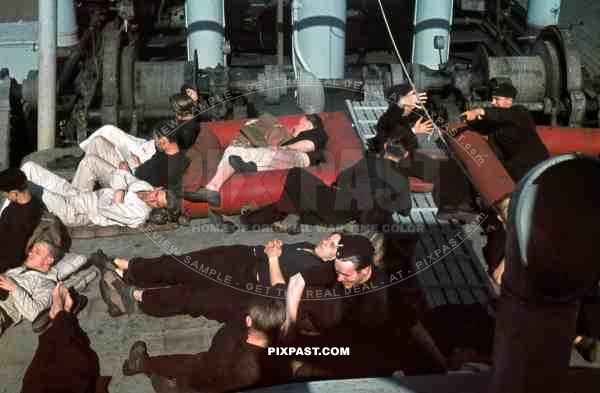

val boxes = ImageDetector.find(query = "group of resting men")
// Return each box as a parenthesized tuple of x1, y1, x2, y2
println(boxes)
(1, 80, 597, 392)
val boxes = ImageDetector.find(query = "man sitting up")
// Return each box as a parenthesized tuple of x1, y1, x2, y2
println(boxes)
(371, 85, 433, 154)
(93, 233, 352, 320)
(121, 296, 290, 392)
(184, 114, 328, 207)
(21, 161, 179, 228)
(241, 133, 413, 234)
(0, 168, 44, 273)
(170, 93, 201, 150)
(21, 282, 111, 393)
(73, 120, 190, 194)
(460, 81, 550, 283)
(0, 240, 61, 337)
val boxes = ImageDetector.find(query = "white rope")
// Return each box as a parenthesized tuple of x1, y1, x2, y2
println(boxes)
(376, 0, 448, 145)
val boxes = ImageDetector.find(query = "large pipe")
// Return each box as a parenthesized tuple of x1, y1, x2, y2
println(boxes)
(527, 0, 561, 30)
(293, 0, 346, 79)
(185, 0, 225, 68)
(37, 0, 57, 150)
(277, 0, 284, 67)
(412, 0, 454, 70)
(57, 0, 79, 48)
(490, 155, 600, 393)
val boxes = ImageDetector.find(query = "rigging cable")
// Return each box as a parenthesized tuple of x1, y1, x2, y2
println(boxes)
(376, 0, 448, 146)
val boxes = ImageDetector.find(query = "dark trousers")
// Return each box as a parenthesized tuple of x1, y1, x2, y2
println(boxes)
(21, 312, 110, 393)
(125, 246, 259, 322)
(482, 213, 506, 274)
(243, 168, 393, 227)
(578, 290, 600, 338)
(144, 353, 206, 383)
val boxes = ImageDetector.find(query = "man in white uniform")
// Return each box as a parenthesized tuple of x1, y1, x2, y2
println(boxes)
(21, 161, 177, 228)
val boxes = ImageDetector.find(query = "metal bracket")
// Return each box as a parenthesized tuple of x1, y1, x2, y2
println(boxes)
(568, 90, 586, 128)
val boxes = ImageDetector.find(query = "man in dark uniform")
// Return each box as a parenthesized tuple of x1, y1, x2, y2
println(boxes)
(240, 133, 413, 233)
(93, 233, 357, 321)
(280, 236, 450, 376)
(460, 81, 550, 282)
(21, 282, 111, 393)
(461, 82, 550, 182)
(0, 168, 44, 273)
(120, 296, 291, 392)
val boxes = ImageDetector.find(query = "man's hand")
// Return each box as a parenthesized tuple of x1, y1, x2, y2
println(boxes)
(0, 275, 17, 292)
(461, 108, 485, 122)
(265, 239, 283, 259)
(286, 273, 306, 324)
(399, 89, 428, 108)
(413, 117, 434, 134)
(493, 260, 505, 285)
(118, 161, 131, 172)
(113, 190, 126, 204)
(130, 154, 140, 167)
(49, 282, 65, 319)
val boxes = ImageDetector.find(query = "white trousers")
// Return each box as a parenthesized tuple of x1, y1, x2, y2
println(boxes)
(80, 125, 156, 165)
(220, 146, 309, 172)
(72, 136, 120, 192)
(21, 162, 97, 227)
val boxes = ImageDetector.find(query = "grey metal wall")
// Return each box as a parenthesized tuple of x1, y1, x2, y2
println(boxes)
(559, 0, 600, 79)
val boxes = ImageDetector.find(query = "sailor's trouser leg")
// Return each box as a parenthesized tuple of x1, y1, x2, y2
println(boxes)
(224, 146, 309, 172)
(206, 146, 310, 190)
(21, 161, 80, 197)
(40, 190, 93, 227)
(71, 155, 117, 192)
(84, 135, 123, 167)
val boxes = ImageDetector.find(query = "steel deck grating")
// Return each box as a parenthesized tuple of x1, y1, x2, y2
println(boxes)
(347, 99, 497, 307)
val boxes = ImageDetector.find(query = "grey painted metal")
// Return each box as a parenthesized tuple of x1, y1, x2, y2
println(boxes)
(276, 0, 284, 67)
(0, 22, 38, 83)
(134, 61, 186, 110)
(412, 0, 454, 70)
(37, 0, 56, 150)
(246, 375, 491, 393)
(485, 56, 547, 102)
(293, 0, 347, 79)
(57, 0, 78, 47)
(185, 0, 225, 68)
(101, 21, 120, 126)
(527, 0, 561, 29)
(560, 0, 600, 79)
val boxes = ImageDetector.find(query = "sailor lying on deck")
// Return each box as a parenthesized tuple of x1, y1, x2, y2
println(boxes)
(121, 296, 291, 393)
(240, 133, 413, 234)
(74, 120, 189, 195)
(92, 232, 356, 320)
(21, 161, 179, 228)
(184, 114, 328, 207)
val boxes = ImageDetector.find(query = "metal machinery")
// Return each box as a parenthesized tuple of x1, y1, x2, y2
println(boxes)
(1, 0, 600, 166)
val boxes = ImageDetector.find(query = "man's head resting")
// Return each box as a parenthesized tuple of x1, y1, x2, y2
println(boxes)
(25, 241, 62, 274)
(0, 168, 28, 202)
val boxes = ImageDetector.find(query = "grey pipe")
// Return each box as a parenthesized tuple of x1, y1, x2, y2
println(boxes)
(277, 0, 284, 66)
(37, 0, 57, 150)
